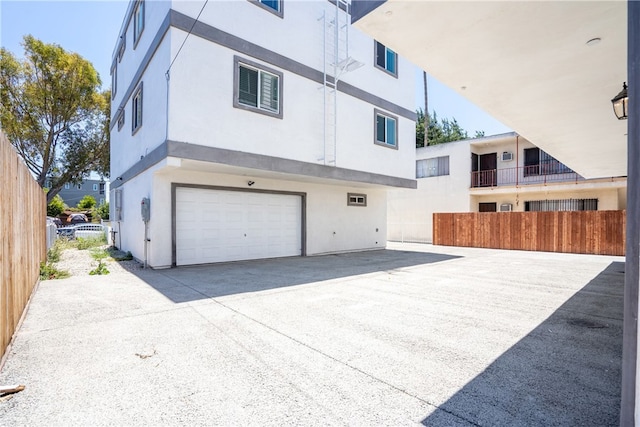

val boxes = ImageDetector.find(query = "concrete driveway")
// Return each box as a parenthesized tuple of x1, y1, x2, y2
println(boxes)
(0, 243, 623, 426)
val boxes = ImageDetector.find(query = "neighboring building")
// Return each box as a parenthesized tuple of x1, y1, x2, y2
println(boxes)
(46, 178, 108, 207)
(388, 132, 627, 243)
(109, 0, 417, 267)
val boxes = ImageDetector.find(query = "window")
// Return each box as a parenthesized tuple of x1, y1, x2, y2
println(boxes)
(45, 180, 52, 188)
(525, 198, 598, 212)
(374, 109, 398, 149)
(132, 83, 143, 133)
(348, 193, 367, 207)
(417, 156, 449, 178)
(133, 0, 145, 46)
(375, 41, 397, 76)
(111, 63, 117, 99)
(117, 108, 125, 131)
(93, 184, 98, 191)
(64, 183, 70, 190)
(249, 0, 283, 17)
(99, 183, 105, 195)
(77, 184, 82, 190)
(524, 147, 573, 177)
(99, 198, 105, 205)
(233, 56, 283, 119)
(117, 38, 126, 62)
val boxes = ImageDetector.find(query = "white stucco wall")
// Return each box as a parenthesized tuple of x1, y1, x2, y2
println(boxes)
(388, 140, 471, 243)
(137, 167, 388, 268)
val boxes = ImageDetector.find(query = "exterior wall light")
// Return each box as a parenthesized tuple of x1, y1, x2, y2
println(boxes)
(612, 82, 628, 120)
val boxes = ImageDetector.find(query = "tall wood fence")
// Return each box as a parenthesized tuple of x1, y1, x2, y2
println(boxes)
(1, 132, 46, 363)
(433, 211, 625, 256)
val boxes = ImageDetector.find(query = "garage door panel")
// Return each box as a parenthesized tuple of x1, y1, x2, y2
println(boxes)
(176, 188, 302, 265)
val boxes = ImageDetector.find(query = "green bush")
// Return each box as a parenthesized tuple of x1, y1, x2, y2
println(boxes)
(89, 260, 109, 275)
(76, 235, 107, 250)
(40, 262, 70, 280)
(47, 194, 66, 217)
(77, 195, 97, 209)
(96, 202, 109, 220)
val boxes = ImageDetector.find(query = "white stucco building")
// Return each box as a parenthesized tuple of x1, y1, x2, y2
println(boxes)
(109, 0, 417, 267)
(388, 133, 627, 243)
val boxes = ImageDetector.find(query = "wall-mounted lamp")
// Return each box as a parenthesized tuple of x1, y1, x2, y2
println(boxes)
(247, 181, 255, 186)
(612, 82, 628, 120)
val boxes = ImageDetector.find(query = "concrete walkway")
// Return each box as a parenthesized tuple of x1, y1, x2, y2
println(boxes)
(0, 243, 623, 426)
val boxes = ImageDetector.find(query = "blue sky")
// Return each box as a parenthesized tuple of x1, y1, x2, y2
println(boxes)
(1, 0, 511, 137)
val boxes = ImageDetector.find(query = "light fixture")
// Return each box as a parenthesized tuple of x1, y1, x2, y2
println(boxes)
(247, 181, 255, 186)
(611, 82, 628, 120)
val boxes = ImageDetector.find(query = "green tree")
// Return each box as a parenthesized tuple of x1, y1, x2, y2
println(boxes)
(78, 194, 97, 210)
(0, 35, 110, 204)
(46, 193, 65, 217)
(416, 109, 484, 147)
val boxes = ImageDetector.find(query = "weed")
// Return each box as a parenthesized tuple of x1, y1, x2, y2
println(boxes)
(90, 248, 109, 261)
(77, 235, 106, 250)
(107, 247, 133, 261)
(89, 260, 110, 275)
(39, 262, 70, 280)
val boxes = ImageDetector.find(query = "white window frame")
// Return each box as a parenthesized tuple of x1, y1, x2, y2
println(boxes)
(347, 193, 367, 207)
(133, 0, 145, 48)
(132, 83, 143, 134)
(117, 38, 126, 63)
(77, 184, 82, 190)
(64, 183, 70, 190)
(93, 184, 98, 191)
(374, 41, 398, 77)
(249, 0, 283, 18)
(233, 56, 283, 119)
(374, 109, 398, 149)
(111, 63, 117, 99)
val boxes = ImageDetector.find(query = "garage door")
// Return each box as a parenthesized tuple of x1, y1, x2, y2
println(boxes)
(176, 187, 302, 265)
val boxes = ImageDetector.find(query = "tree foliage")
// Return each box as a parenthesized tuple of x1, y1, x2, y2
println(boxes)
(78, 194, 97, 210)
(0, 35, 110, 203)
(46, 193, 65, 217)
(416, 108, 484, 147)
(97, 202, 109, 221)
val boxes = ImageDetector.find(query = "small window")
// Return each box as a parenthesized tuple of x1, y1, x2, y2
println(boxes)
(132, 83, 143, 133)
(375, 41, 397, 77)
(233, 56, 283, 119)
(133, 0, 145, 47)
(249, 0, 283, 17)
(64, 183, 70, 190)
(117, 108, 125, 131)
(77, 184, 82, 190)
(99, 198, 105, 205)
(417, 156, 449, 178)
(348, 193, 367, 207)
(99, 183, 105, 195)
(111, 63, 117, 99)
(117, 38, 126, 62)
(93, 184, 98, 191)
(374, 109, 398, 149)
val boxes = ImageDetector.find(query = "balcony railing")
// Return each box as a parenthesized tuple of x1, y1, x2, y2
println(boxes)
(471, 165, 583, 188)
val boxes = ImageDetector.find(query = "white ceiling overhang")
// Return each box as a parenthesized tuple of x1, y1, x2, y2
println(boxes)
(353, 1, 628, 178)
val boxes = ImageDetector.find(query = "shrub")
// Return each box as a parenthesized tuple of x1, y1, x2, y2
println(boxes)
(77, 235, 107, 250)
(47, 194, 66, 217)
(40, 262, 70, 280)
(77, 195, 97, 209)
(96, 202, 109, 220)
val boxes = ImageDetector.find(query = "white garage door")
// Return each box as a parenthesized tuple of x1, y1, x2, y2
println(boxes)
(176, 187, 302, 265)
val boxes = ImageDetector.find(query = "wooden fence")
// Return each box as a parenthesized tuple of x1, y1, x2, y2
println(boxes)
(433, 211, 625, 256)
(1, 132, 46, 363)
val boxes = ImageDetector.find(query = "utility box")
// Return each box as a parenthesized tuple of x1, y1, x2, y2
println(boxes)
(141, 197, 150, 222)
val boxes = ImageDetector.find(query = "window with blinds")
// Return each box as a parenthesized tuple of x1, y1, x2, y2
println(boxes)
(416, 156, 450, 178)
(234, 56, 282, 119)
(524, 198, 598, 212)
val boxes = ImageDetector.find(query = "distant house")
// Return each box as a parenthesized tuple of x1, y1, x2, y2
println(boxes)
(46, 178, 108, 207)
(109, 0, 417, 267)
(388, 132, 627, 243)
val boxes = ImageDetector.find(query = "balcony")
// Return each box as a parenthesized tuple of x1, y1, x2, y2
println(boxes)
(471, 164, 583, 188)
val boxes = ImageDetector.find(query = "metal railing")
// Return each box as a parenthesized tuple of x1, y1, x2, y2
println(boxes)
(471, 164, 583, 188)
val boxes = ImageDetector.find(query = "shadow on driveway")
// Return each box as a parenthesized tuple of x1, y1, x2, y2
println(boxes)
(422, 261, 624, 426)
(133, 249, 461, 303)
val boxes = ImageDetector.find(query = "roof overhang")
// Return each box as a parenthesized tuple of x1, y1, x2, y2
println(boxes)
(353, 0, 628, 178)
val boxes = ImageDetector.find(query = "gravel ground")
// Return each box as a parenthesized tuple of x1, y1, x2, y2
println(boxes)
(54, 245, 142, 276)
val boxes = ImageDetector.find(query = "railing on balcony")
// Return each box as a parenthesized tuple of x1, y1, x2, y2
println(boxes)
(471, 164, 583, 188)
